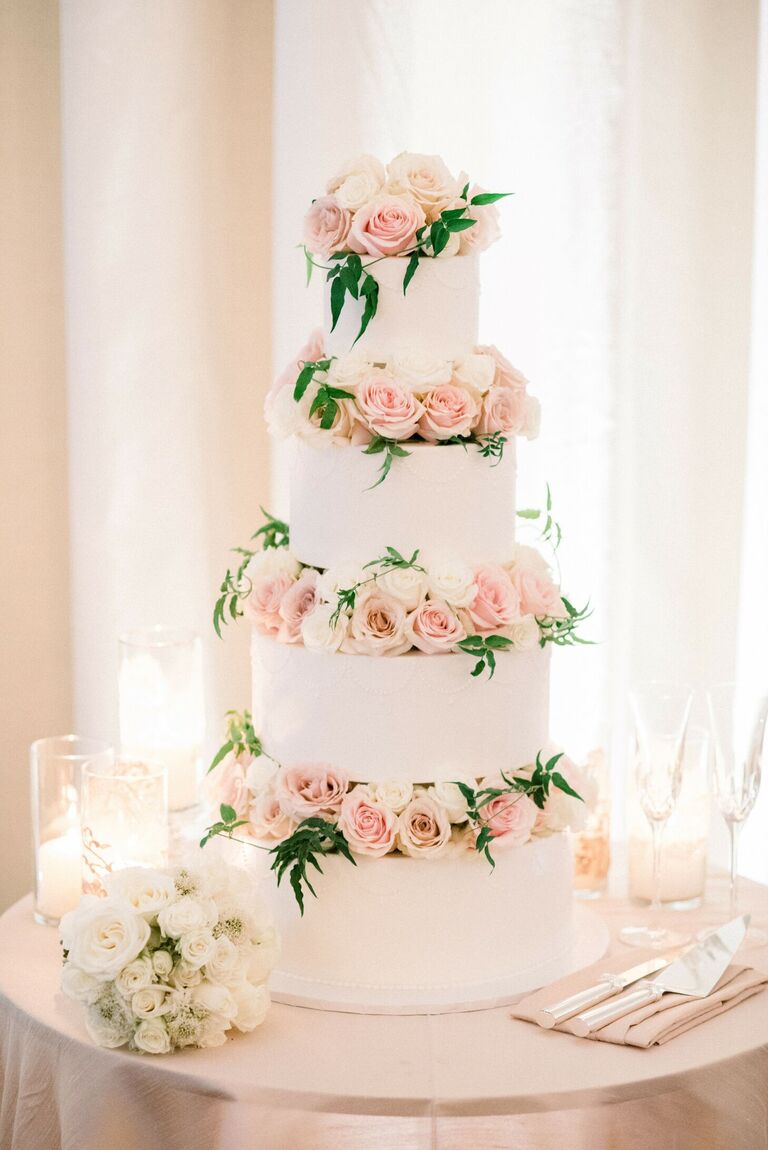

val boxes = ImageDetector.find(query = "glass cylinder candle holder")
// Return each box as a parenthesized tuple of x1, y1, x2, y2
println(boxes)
(571, 747, 611, 898)
(31, 735, 114, 925)
(628, 727, 711, 908)
(118, 626, 205, 812)
(81, 757, 168, 894)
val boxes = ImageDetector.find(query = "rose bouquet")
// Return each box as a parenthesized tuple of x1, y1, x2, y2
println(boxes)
(60, 861, 280, 1053)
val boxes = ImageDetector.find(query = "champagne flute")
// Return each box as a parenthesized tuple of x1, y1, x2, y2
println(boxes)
(619, 682, 693, 949)
(707, 683, 768, 946)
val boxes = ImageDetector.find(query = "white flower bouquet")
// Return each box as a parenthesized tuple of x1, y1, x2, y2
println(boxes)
(60, 861, 280, 1053)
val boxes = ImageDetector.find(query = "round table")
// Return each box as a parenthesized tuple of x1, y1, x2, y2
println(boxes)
(1, 880, 767, 1150)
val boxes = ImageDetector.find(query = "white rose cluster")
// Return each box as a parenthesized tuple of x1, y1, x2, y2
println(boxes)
(60, 861, 279, 1055)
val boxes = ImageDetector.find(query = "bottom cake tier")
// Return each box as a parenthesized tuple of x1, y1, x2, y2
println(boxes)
(271, 833, 575, 994)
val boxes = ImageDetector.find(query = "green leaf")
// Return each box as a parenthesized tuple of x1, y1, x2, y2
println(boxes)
(220, 804, 237, 824)
(363, 436, 386, 456)
(460, 181, 470, 200)
(469, 192, 512, 205)
(330, 275, 346, 331)
(207, 740, 233, 775)
(445, 217, 476, 233)
(303, 246, 314, 286)
(293, 362, 316, 401)
(471, 659, 486, 677)
(485, 634, 513, 650)
(551, 772, 583, 802)
(403, 251, 420, 295)
(355, 275, 379, 344)
(516, 508, 541, 520)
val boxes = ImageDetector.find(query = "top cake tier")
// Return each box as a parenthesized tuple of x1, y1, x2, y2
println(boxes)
(324, 255, 480, 361)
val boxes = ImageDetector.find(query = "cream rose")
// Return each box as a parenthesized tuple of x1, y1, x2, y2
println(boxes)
(114, 956, 154, 998)
(506, 614, 541, 651)
(133, 1018, 171, 1055)
(405, 599, 466, 654)
(476, 385, 527, 437)
(506, 543, 552, 578)
(338, 786, 398, 857)
(316, 562, 366, 604)
(276, 762, 349, 820)
(391, 352, 452, 394)
(246, 547, 301, 580)
(132, 984, 170, 1020)
(248, 786, 298, 842)
(179, 929, 217, 970)
(231, 980, 271, 1032)
(458, 185, 502, 254)
(348, 194, 426, 257)
(540, 754, 590, 833)
(425, 557, 476, 608)
(61, 898, 151, 981)
(344, 589, 412, 656)
(328, 353, 373, 392)
(278, 568, 319, 642)
(193, 981, 237, 1024)
(157, 896, 217, 940)
(376, 565, 429, 610)
(300, 602, 350, 653)
(61, 963, 102, 1005)
(247, 926, 282, 983)
(152, 949, 174, 978)
(169, 960, 204, 989)
(245, 755, 278, 797)
(102, 867, 176, 919)
(386, 151, 460, 221)
(370, 779, 413, 813)
(418, 383, 480, 442)
(427, 780, 470, 824)
(302, 194, 352, 258)
(326, 154, 385, 211)
(467, 565, 521, 633)
(203, 935, 243, 985)
(355, 370, 424, 439)
(475, 344, 528, 394)
(453, 353, 496, 395)
(397, 794, 452, 858)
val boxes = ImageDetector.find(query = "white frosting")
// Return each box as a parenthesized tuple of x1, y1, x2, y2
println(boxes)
(290, 440, 517, 568)
(251, 634, 550, 783)
(324, 255, 480, 361)
(272, 835, 574, 990)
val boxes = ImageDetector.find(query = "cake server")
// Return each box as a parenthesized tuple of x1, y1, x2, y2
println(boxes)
(535, 952, 681, 1029)
(567, 914, 748, 1037)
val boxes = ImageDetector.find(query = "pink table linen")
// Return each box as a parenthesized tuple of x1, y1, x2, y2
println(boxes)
(1, 881, 768, 1150)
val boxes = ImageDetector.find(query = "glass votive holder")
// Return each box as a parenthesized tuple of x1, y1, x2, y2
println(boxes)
(628, 727, 711, 908)
(31, 735, 114, 925)
(571, 747, 611, 898)
(80, 757, 169, 895)
(118, 625, 205, 813)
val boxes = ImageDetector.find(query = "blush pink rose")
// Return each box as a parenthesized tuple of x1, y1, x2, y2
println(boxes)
(345, 590, 411, 656)
(418, 383, 480, 442)
(458, 185, 502, 254)
(348, 194, 426, 257)
(474, 345, 528, 395)
(278, 568, 319, 642)
(276, 763, 349, 821)
(467, 565, 521, 633)
(248, 787, 297, 843)
(510, 569, 568, 619)
(481, 783, 537, 848)
(245, 571, 297, 636)
(397, 794, 452, 858)
(204, 751, 251, 821)
(356, 371, 424, 440)
(475, 385, 526, 437)
(406, 599, 466, 654)
(302, 194, 352, 258)
(338, 786, 397, 857)
(268, 330, 326, 402)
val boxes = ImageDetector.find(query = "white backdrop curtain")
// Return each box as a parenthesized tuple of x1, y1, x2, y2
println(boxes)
(273, 0, 766, 874)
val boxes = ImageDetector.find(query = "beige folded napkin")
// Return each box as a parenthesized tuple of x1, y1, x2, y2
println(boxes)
(511, 947, 768, 1047)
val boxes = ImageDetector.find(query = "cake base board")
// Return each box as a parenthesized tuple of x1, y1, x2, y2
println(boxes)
(269, 903, 610, 1016)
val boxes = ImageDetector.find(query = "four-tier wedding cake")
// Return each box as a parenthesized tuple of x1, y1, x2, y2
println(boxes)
(207, 152, 592, 1006)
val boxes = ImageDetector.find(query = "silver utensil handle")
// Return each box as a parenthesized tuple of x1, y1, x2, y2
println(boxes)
(535, 980, 617, 1028)
(568, 982, 663, 1037)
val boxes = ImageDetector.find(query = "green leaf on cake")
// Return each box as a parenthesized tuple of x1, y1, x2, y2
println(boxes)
(457, 634, 513, 680)
(469, 192, 513, 205)
(363, 436, 412, 488)
(270, 817, 357, 915)
(355, 273, 379, 344)
(403, 251, 420, 295)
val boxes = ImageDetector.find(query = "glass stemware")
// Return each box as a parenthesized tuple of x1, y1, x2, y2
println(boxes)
(619, 682, 693, 949)
(707, 683, 768, 946)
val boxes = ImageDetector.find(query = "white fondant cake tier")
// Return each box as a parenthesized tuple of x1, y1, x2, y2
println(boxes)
(272, 834, 574, 991)
(251, 634, 550, 783)
(289, 440, 517, 569)
(324, 254, 479, 361)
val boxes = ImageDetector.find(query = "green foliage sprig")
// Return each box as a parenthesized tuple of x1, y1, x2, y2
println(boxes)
(327, 253, 380, 345)
(213, 509, 289, 638)
(270, 818, 356, 915)
(293, 357, 335, 400)
(456, 633, 514, 679)
(517, 483, 561, 550)
(537, 598, 594, 648)
(207, 709, 279, 775)
(476, 432, 507, 466)
(329, 546, 426, 628)
(456, 751, 582, 867)
(199, 803, 254, 849)
(362, 436, 412, 488)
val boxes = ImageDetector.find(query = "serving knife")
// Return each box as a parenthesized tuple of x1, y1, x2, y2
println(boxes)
(535, 952, 682, 1029)
(567, 914, 749, 1037)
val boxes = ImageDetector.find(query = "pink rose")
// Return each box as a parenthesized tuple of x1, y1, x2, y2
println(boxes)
(348, 194, 426, 257)
(302, 194, 352, 258)
(418, 383, 480, 442)
(475, 385, 526, 437)
(356, 371, 424, 440)
(276, 763, 349, 820)
(204, 750, 251, 821)
(406, 599, 466, 654)
(481, 781, 537, 848)
(467, 565, 521, 633)
(474, 345, 528, 395)
(510, 569, 567, 619)
(246, 571, 297, 636)
(248, 786, 297, 843)
(397, 794, 452, 858)
(268, 330, 326, 402)
(338, 786, 398, 857)
(278, 569, 319, 642)
(458, 185, 502, 254)
(345, 590, 411, 656)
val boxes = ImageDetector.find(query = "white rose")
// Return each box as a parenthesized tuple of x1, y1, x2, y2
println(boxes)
(507, 613, 541, 651)
(265, 384, 305, 441)
(61, 963, 102, 1005)
(179, 929, 217, 970)
(114, 956, 154, 998)
(246, 926, 281, 982)
(369, 779, 413, 814)
(425, 557, 476, 608)
(316, 563, 365, 605)
(133, 1018, 171, 1055)
(169, 960, 204, 989)
(523, 395, 541, 440)
(132, 984, 170, 1019)
(152, 949, 174, 978)
(245, 548, 300, 582)
(245, 756, 278, 797)
(193, 981, 237, 1024)
(85, 989, 133, 1048)
(391, 353, 453, 395)
(327, 154, 386, 211)
(157, 896, 217, 940)
(386, 152, 460, 221)
(102, 867, 176, 919)
(376, 566, 428, 610)
(63, 898, 150, 981)
(300, 602, 350, 653)
(427, 781, 470, 824)
(328, 353, 373, 391)
(506, 544, 551, 579)
(230, 980, 271, 1032)
(298, 382, 357, 446)
(541, 755, 594, 833)
(203, 935, 244, 985)
(453, 353, 496, 395)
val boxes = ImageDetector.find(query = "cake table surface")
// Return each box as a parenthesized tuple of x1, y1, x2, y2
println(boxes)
(1, 878, 767, 1150)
